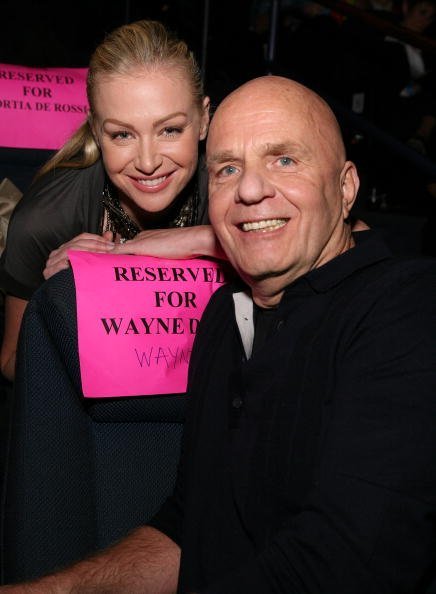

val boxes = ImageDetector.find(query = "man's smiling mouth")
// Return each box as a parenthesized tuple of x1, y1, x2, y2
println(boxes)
(241, 218, 288, 232)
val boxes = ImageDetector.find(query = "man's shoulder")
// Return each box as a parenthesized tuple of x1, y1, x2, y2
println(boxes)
(365, 256, 436, 290)
(336, 254, 436, 312)
(337, 230, 436, 298)
(337, 255, 436, 335)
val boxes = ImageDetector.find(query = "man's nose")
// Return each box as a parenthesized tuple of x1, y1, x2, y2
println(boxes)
(236, 167, 275, 204)
(135, 138, 163, 173)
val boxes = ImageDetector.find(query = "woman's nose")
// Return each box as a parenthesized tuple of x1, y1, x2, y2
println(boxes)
(134, 138, 163, 173)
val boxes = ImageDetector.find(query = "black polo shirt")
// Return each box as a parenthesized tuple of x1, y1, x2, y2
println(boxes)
(150, 231, 436, 594)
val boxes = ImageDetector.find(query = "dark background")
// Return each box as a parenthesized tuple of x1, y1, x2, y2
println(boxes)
(0, 0, 268, 193)
(1, 0, 265, 106)
(2, 0, 436, 256)
(2, 1, 208, 67)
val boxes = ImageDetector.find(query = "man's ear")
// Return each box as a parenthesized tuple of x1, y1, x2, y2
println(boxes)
(200, 96, 210, 141)
(340, 161, 360, 219)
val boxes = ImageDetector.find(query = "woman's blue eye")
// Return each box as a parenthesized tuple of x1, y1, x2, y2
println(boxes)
(111, 131, 130, 140)
(164, 127, 182, 136)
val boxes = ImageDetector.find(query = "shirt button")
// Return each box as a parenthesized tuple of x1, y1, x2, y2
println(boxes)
(231, 396, 243, 409)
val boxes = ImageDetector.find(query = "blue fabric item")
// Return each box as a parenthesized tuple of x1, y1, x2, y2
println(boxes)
(1, 268, 186, 584)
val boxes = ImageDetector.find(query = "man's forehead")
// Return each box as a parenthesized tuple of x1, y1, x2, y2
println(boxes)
(208, 97, 319, 149)
(207, 103, 320, 162)
(207, 140, 309, 166)
(214, 96, 308, 126)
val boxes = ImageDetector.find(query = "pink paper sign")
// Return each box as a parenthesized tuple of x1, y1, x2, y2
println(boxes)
(69, 250, 228, 398)
(0, 63, 88, 149)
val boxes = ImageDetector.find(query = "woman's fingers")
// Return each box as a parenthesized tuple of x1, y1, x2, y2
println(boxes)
(112, 225, 219, 258)
(43, 233, 115, 280)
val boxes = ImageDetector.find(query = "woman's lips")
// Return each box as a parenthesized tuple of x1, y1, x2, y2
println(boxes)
(130, 172, 175, 193)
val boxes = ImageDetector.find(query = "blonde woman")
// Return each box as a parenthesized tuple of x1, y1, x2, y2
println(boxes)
(0, 20, 221, 381)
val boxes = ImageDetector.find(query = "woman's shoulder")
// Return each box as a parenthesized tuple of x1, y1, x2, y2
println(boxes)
(21, 160, 105, 209)
(7, 160, 105, 245)
(0, 160, 106, 297)
(10, 160, 105, 234)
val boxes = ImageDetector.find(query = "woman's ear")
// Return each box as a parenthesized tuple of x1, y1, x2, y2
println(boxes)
(200, 96, 210, 141)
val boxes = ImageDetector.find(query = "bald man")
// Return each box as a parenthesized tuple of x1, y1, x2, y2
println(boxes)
(3, 76, 436, 594)
(206, 75, 359, 303)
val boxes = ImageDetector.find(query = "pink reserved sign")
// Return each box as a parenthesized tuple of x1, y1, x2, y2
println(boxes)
(69, 250, 228, 398)
(0, 63, 88, 149)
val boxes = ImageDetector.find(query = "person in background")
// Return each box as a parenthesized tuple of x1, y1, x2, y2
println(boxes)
(383, 0, 436, 153)
(2, 75, 435, 593)
(0, 19, 220, 382)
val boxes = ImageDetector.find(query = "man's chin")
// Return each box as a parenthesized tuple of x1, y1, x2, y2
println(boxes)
(240, 266, 287, 284)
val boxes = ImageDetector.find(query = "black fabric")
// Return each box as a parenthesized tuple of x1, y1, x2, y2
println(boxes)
(1, 268, 186, 584)
(252, 304, 279, 355)
(150, 231, 436, 594)
(0, 161, 105, 300)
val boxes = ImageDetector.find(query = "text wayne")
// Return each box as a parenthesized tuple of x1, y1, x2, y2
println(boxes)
(100, 264, 225, 336)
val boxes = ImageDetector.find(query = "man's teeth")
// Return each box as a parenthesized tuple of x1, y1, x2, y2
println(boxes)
(138, 176, 167, 187)
(241, 219, 287, 232)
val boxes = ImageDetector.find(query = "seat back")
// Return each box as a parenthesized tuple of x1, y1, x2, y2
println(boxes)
(1, 268, 186, 583)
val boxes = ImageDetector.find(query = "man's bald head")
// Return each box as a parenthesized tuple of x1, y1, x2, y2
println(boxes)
(207, 75, 346, 165)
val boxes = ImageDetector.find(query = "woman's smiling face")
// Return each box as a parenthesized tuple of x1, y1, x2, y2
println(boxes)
(92, 67, 209, 225)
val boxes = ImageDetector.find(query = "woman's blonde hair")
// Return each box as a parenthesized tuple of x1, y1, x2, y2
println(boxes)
(37, 20, 204, 178)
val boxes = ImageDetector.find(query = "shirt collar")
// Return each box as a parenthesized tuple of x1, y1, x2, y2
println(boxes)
(294, 230, 393, 294)
(232, 230, 393, 359)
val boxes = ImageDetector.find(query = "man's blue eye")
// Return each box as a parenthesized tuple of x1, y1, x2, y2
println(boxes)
(279, 156, 292, 166)
(220, 165, 237, 176)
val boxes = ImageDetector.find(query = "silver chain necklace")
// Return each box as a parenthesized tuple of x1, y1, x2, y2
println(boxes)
(102, 181, 199, 240)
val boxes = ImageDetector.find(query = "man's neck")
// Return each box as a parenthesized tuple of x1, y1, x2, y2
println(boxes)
(250, 230, 355, 308)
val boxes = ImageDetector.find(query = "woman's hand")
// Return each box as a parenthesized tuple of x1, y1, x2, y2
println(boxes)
(43, 231, 115, 280)
(112, 225, 226, 260)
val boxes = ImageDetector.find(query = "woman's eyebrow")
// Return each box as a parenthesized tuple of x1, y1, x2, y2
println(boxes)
(154, 111, 188, 126)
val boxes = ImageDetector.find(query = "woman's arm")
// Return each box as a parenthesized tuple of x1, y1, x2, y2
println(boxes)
(112, 225, 227, 260)
(43, 225, 227, 282)
(0, 295, 28, 382)
(43, 231, 115, 280)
